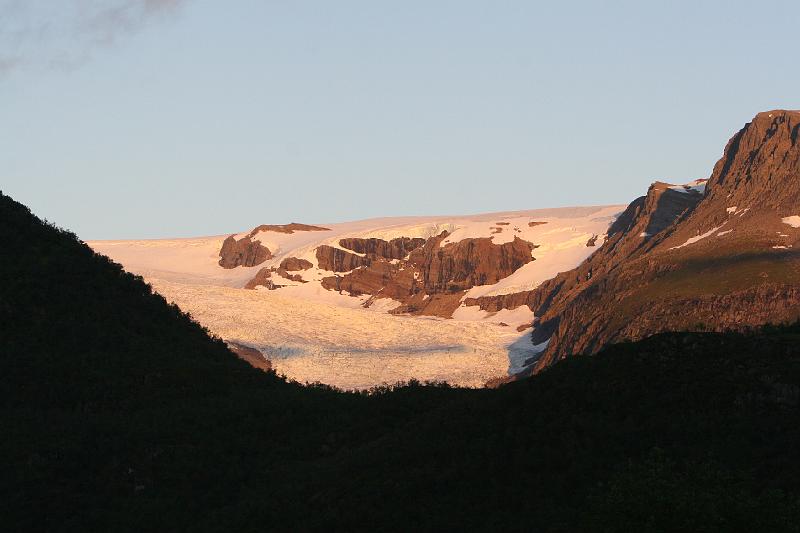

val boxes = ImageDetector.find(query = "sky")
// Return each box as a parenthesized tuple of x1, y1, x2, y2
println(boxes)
(1, 0, 798, 239)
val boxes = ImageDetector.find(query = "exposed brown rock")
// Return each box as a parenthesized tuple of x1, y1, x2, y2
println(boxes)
(389, 292, 466, 318)
(338, 237, 426, 259)
(219, 222, 329, 269)
(277, 268, 305, 282)
(244, 268, 285, 290)
(586, 234, 598, 247)
(227, 342, 272, 372)
(528, 221, 547, 227)
(463, 289, 538, 313)
(484, 374, 515, 388)
(219, 235, 272, 269)
(322, 259, 419, 300)
(315, 245, 371, 272)
(279, 257, 313, 271)
(246, 223, 330, 236)
(496, 221, 510, 225)
(412, 233, 535, 294)
(244, 268, 271, 289)
(322, 231, 537, 318)
(245, 263, 309, 289)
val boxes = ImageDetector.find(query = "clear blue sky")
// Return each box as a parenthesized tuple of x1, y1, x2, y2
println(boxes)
(2, 0, 798, 239)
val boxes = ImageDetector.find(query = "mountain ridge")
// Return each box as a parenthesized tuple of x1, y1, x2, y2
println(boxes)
(524, 109, 800, 372)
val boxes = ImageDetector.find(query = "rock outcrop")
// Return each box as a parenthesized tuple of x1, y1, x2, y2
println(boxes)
(226, 342, 272, 372)
(245, 261, 310, 290)
(219, 223, 329, 269)
(338, 237, 425, 259)
(414, 234, 535, 293)
(279, 257, 313, 271)
(244, 268, 284, 290)
(246, 223, 330, 236)
(320, 231, 537, 317)
(219, 235, 272, 269)
(316, 245, 371, 272)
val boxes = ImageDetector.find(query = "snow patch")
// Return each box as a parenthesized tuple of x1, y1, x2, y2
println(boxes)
(670, 227, 721, 250)
(452, 304, 534, 330)
(507, 336, 549, 375)
(668, 179, 707, 195)
(782, 216, 800, 228)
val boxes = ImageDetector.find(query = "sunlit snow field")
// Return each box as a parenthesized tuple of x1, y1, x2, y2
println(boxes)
(91, 206, 622, 389)
(149, 278, 533, 389)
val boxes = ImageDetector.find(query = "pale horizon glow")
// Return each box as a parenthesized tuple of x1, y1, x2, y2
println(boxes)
(2, 0, 798, 239)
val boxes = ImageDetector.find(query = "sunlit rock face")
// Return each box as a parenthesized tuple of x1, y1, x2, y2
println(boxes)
(526, 111, 800, 373)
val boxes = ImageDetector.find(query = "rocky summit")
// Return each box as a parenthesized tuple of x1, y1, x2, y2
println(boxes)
(521, 110, 800, 373)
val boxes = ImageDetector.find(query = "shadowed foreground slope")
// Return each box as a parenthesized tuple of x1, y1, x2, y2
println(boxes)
(2, 192, 800, 532)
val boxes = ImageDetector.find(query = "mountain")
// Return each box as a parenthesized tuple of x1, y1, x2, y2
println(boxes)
(3, 190, 800, 532)
(93, 206, 620, 321)
(517, 110, 800, 372)
(85, 110, 800, 388)
(89, 206, 623, 388)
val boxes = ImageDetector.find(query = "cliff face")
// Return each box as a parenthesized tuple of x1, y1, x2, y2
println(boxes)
(339, 237, 426, 259)
(526, 110, 800, 372)
(316, 245, 371, 272)
(218, 235, 272, 269)
(317, 232, 537, 317)
(415, 235, 535, 293)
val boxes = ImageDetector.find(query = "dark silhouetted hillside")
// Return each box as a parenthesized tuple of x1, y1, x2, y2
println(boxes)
(2, 191, 800, 532)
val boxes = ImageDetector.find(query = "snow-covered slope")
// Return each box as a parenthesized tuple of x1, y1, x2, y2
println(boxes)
(89, 205, 623, 388)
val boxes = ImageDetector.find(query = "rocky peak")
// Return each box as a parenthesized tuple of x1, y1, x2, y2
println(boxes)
(523, 110, 800, 373)
(706, 110, 800, 208)
(606, 180, 703, 242)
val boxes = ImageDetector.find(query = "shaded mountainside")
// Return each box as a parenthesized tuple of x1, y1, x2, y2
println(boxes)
(524, 110, 800, 372)
(2, 191, 800, 530)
